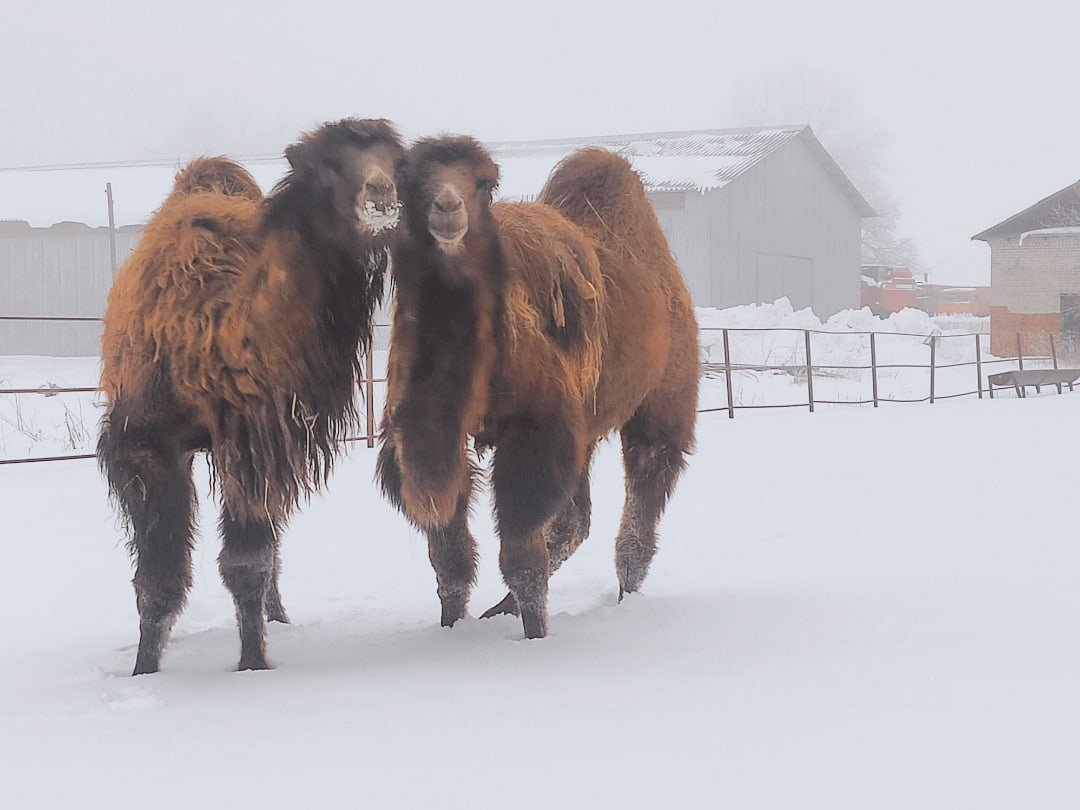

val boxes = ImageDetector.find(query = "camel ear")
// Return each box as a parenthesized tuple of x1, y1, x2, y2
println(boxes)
(477, 177, 497, 202)
(285, 142, 311, 171)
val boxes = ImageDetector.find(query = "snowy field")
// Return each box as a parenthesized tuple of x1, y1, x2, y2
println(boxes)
(2, 302, 1078, 808)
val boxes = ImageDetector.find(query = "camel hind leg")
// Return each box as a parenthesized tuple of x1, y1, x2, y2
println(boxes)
(218, 512, 279, 671)
(265, 541, 289, 624)
(615, 396, 695, 599)
(99, 420, 197, 676)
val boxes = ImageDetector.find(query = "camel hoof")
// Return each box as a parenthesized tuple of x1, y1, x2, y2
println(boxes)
(266, 607, 290, 624)
(479, 592, 519, 619)
(237, 657, 272, 672)
(439, 591, 468, 627)
(521, 610, 547, 639)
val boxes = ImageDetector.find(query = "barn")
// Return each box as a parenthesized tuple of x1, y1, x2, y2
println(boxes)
(491, 126, 874, 319)
(972, 179, 1080, 356)
(1, 125, 872, 356)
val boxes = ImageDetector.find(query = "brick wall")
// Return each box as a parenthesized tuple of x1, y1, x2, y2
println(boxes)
(989, 233, 1080, 357)
(989, 307, 1060, 356)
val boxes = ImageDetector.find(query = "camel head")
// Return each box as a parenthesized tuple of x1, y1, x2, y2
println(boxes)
(398, 136, 500, 256)
(283, 118, 405, 244)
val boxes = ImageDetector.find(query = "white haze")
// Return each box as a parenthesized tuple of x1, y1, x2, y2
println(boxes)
(3, 0, 1080, 283)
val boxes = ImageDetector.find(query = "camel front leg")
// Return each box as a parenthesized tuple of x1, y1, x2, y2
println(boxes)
(492, 415, 583, 638)
(425, 490, 478, 627)
(482, 441, 595, 620)
(379, 426, 477, 627)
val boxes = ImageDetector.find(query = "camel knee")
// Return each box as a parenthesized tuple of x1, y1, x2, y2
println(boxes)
(218, 519, 275, 600)
(493, 416, 582, 539)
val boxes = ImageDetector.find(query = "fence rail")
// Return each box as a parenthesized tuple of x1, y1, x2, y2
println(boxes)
(2, 317, 1072, 465)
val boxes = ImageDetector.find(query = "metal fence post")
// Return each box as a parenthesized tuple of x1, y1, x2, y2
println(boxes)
(929, 335, 936, 404)
(870, 331, 879, 408)
(722, 328, 735, 419)
(804, 330, 815, 413)
(975, 333, 984, 399)
(1050, 333, 1063, 393)
(364, 345, 376, 448)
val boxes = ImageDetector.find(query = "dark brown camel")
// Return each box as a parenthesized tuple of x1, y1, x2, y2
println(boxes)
(377, 137, 698, 638)
(98, 119, 404, 673)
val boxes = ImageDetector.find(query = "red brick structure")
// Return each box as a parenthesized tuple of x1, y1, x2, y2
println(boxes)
(973, 180, 1080, 357)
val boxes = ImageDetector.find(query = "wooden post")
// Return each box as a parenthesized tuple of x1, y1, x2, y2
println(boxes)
(804, 330, 815, 413)
(929, 335, 936, 404)
(975, 333, 984, 399)
(364, 345, 376, 448)
(870, 331, 879, 407)
(722, 328, 735, 419)
(1050, 334, 1063, 393)
(106, 182, 118, 277)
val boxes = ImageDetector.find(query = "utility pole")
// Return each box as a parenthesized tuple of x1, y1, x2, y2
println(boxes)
(106, 182, 118, 276)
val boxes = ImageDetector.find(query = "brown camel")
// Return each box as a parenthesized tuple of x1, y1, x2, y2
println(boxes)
(377, 136, 698, 638)
(98, 119, 404, 673)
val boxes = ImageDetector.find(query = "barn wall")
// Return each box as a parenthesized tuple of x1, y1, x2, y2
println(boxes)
(650, 190, 712, 304)
(0, 227, 141, 356)
(703, 136, 862, 317)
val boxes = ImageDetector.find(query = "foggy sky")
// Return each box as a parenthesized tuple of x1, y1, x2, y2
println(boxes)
(4, 0, 1079, 283)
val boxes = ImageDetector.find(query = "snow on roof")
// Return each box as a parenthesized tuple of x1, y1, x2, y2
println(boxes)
(1018, 226, 1080, 246)
(0, 125, 872, 229)
(490, 127, 804, 199)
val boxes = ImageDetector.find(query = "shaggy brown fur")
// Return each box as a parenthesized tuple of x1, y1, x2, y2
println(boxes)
(168, 156, 264, 201)
(98, 119, 404, 674)
(378, 138, 698, 638)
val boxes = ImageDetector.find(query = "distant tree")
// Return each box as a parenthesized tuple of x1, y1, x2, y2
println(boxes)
(1043, 187, 1080, 227)
(725, 70, 923, 272)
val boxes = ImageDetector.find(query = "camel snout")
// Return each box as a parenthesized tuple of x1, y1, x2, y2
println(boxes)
(429, 187, 469, 248)
(357, 168, 401, 235)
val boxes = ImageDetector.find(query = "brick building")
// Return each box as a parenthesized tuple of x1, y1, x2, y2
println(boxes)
(972, 180, 1080, 356)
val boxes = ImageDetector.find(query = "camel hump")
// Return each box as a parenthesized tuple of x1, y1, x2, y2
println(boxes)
(538, 148, 645, 237)
(493, 202, 605, 402)
(171, 157, 263, 202)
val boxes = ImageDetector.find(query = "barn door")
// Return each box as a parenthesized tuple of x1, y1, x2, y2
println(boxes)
(757, 252, 814, 312)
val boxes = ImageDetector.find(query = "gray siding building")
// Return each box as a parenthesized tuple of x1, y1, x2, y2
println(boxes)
(0, 221, 142, 356)
(492, 126, 874, 318)
(2, 126, 871, 356)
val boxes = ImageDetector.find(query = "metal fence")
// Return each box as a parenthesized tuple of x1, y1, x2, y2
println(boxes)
(697, 325, 1070, 416)
(2, 317, 1073, 465)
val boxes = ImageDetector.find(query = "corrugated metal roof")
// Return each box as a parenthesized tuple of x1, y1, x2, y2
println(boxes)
(489, 127, 803, 196)
(489, 126, 874, 216)
(0, 125, 874, 228)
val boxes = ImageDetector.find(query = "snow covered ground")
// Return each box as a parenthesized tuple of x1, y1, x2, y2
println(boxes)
(2, 302, 1078, 808)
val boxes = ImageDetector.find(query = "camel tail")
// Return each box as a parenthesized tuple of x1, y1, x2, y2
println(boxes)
(537, 148, 653, 251)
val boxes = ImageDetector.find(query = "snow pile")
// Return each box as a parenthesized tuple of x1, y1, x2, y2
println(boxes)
(696, 298, 999, 409)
